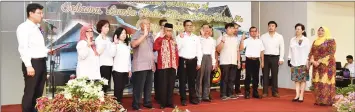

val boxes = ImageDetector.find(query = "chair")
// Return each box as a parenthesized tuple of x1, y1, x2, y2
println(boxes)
(336, 62, 342, 70)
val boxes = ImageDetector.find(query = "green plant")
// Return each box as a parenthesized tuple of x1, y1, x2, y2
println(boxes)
(36, 77, 126, 112)
(336, 84, 355, 96)
(333, 84, 355, 112)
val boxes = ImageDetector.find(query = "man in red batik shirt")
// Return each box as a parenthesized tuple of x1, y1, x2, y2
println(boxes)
(153, 23, 179, 109)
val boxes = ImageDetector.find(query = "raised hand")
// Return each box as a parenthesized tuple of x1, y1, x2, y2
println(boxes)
(179, 32, 184, 38)
(200, 29, 205, 36)
(143, 24, 148, 36)
(241, 32, 246, 40)
(114, 37, 119, 44)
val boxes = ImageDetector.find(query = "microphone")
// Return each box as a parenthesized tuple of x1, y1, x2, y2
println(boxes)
(43, 20, 57, 29)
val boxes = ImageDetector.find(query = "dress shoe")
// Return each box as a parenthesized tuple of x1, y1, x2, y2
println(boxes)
(181, 101, 187, 106)
(252, 94, 261, 99)
(132, 106, 140, 110)
(272, 93, 280, 98)
(190, 100, 199, 105)
(292, 98, 299, 102)
(143, 104, 153, 109)
(167, 105, 176, 108)
(202, 99, 211, 102)
(298, 98, 304, 103)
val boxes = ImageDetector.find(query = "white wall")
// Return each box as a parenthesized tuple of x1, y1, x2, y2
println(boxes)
(256, 2, 308, 90)
(307, 2, 355, 65)
(1, 2, 26, 105)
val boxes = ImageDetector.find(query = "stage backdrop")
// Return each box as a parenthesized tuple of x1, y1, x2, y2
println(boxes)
(43, 1, 251, 94)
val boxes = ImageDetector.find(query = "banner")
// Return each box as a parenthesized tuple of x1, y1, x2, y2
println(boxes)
(43, 1, 251, 93)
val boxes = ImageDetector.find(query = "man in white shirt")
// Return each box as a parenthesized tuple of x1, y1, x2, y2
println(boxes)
(216, 23, 241, 100)
(344, 55, 355, 77)
(239, 26, 264, 99)
(260, 21, 285, 98)
(233, 23, 243, 96)
(196, 24, 216, 102)
(17, 3, 54, 112)
(153, 19, 167, 103)
(176, 20, 202, 105)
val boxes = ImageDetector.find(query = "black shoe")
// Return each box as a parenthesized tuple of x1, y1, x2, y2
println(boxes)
(298, 98, 304, 103)
(167, 104, 176, 108)
(252, 94, 261, 99)
(160, 106, 165, 109)
(143, 104, 153, 109)
(245, 91, 250, 99)
(181, 101, 187, 106)
(292, 98, 299, 102)
(202, 99, 211, 102)
(132, 106, 140, 110)
(190, 100, 199, 105)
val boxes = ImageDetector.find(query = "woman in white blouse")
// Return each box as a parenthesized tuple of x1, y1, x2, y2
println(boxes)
(76, 25, 101, 80)
(95, 20, 114, 93)
(110, 27, 131, 104)
(287, 23, 311, 103)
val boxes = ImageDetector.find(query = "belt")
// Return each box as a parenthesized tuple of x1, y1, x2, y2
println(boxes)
(264, 55, 279, 57)
(180, 57, 197, 60)
(32, 57, 47, 60)
(247, 57, 259, 60)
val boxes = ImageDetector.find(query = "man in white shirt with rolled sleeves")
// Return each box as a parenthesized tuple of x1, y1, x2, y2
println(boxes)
(260, 21, 285, 98)
(16, 3, 54, 112)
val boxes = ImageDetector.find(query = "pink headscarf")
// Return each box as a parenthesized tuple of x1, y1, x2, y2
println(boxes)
(79, 25, 99, 55)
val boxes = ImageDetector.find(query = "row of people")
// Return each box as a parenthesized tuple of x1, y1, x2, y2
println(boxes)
(76, 17, 336, 109)
(17, 3, 337, 111)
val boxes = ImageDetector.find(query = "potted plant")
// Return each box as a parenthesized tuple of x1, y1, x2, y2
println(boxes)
(333, 84, 355, 112)
(36, 77, 126, 112)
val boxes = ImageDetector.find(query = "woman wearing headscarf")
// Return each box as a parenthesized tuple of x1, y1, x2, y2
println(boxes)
(288, 23, 310, 103)
(76, 25, 101, 80)
(308, 26, 336, 106)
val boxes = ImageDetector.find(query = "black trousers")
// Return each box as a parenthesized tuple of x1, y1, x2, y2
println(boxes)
(220, 65, 237, 97)
(158, 68, 176, 106)
(100, 66, 112, 93)
(112, 71, 129, 103)
(178, 57, 198, 102)
(234, 67, 242, 94)
(22, 58, 47, 112)
(262, 55, 279, 95)
(131, 70, 153, 108)
(245, 58, 260, 94)
(154, 63, 159, 101)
